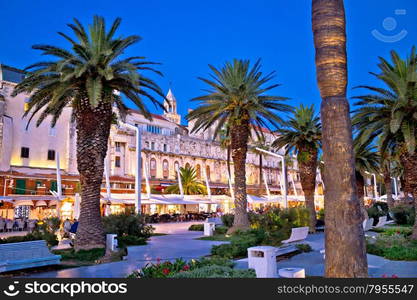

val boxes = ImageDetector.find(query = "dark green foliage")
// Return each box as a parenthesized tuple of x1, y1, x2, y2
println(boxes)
(214, 226, 228, 235)
(211, 229, 266, 258)
(188, 224, 204, 231)
(367, 202, 389, 225)
(117, 235, 147, 248)
(295, 243, 313, 253)
(0, 231, 58, 247)
(102, 213, 154, 238)
(127, 256, 236, 278)
(390, 205, 415, 225)
(221, 214, 235, 228)
(169, 265, 256, 278)
(366, 229, 417, 260)
(317, 209, 325, 220)
(54, 248, 105, 262)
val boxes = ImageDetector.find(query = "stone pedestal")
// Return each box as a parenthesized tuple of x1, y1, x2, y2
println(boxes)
(278, 267, 305, 278)
(203, 222, 215, 236)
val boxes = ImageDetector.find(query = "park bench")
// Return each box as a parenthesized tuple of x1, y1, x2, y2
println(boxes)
(282, 226, 309, 244)
(374, 216, 387, 228)
(0, 240, 61, 273)
(363, 218, 374, 232)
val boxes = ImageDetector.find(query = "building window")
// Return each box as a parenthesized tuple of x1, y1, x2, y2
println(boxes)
(20, 147, 30, 158)
(115, 142, 121, 152)
(115, 156, 121, 168)
(196, 164, 201, 179)
(163, 144, 167, 152)
(163, 160, 169, 179)
(47, 150, 55, 161)
(146, 125, 161, 134)
(49, 126, 56, 137)
(145, 141, 149, 149)
(151, 142, 155, 150)
(206, 166, 211, 180)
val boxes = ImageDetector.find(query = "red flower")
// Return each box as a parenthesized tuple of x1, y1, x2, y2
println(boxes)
(382, 274, 387, 278)
(182, 265, 190, 271)
(162, 268, 170, 275)
(392, 275, 398, 278)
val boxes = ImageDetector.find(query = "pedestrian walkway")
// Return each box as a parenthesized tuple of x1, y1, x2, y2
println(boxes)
(27, 222, 227, 278)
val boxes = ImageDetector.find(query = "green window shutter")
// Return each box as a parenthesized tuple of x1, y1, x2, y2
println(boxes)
(15, 179, 26, 194)
(51, 181, 57, 192)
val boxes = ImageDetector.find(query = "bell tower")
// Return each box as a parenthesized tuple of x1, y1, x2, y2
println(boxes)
(163, 88, 181, 124)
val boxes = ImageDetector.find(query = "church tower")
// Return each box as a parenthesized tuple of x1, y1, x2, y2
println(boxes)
(163, 88, 181, 124)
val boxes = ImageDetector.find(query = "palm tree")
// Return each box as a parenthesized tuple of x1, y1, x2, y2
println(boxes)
(273, 104, 321, 233)
(12, 16, 164, 250)
(166, 166, 207, 195)
(380, 151, 395, 209)
(219, 126, 232, 178)
(312, 0, 368, 277)
(353, 138, 380, 218)
(187, 59, 291, 233)
(352, 47, 417, 238)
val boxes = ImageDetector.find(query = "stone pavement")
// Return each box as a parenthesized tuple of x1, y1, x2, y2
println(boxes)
(27, 222, 227, 278)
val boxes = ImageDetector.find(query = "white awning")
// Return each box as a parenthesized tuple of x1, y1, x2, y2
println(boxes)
(35, 200, 48, 207)
(14, 200, 34, 206)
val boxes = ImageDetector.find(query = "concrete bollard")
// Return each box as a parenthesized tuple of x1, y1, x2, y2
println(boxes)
(203, 222, 215, 236)
(278, 267, 305, 278)
(247, 246, 278, 278)
(106, 234, 118, 252)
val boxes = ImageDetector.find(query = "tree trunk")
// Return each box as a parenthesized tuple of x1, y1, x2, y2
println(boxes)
(74, 100, 113, 251)
(227, 145, 231, 178)
(228, 120, 250, 233)
(312, 0, 368, 277)
(399, 153, 417, 240)
(298, 147, 318, 233)
(383, 167, 394, 209)
(356, 172, 368, 221)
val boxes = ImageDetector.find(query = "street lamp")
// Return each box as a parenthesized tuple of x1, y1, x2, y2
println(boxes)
(365, 171, 378, 201)
(119, 121, 142, 214)
(255, 147, 287, 208)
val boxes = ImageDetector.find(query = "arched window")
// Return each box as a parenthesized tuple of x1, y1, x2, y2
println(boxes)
(150, 158, 157, 178)
(206, 166, 210, 181)
(196, 164, 201, 179)
(174, 161, 180, 178)
(185, 162, 191, 169)
(163, 160, 169, 179)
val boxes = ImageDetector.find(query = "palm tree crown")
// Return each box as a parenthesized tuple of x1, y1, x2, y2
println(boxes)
(187, 59, 291, 138)
(352, 47, 417, 155)
(12, 16, 164, 125)
(165, 166, 207, 195)
(272, 104, 321, 159)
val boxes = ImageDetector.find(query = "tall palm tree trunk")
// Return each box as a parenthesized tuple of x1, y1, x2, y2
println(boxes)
(399, 153, 417, 239)
(229, 121, 250, 233)
(383, 167, 394, 209)
(299, 147, 318, 233)
(74, 101, 113, 251)
(312, 0, 368, 277)
(259, 154, 263, 187)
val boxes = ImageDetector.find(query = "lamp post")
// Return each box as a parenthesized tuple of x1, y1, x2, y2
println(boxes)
(119, 121, 142, 214)
(365, 171, 378, 201)
(255, 147, 287, 208)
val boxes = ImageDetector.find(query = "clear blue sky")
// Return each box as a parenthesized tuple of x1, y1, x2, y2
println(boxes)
(1, 0, 416, 124)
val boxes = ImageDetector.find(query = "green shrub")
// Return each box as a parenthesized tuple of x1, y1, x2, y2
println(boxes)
(102, 212, 154, 239)
(54, 248, 105, 262)
(390, 205, 415, 226)
(367, 202, 389, 225)
(221, 214, 235, 228)
(366, 233, 417, 260)
(188, 224, 204, 231)
(191, 256, 235, 269)
(295, 243, 312, 253)
(170, 265, 256, 278)
(117, 235, 147, 248)
(0, 231, 58, 247)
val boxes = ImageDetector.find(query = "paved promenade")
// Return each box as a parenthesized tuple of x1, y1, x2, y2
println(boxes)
(27, 222, 226, 278)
